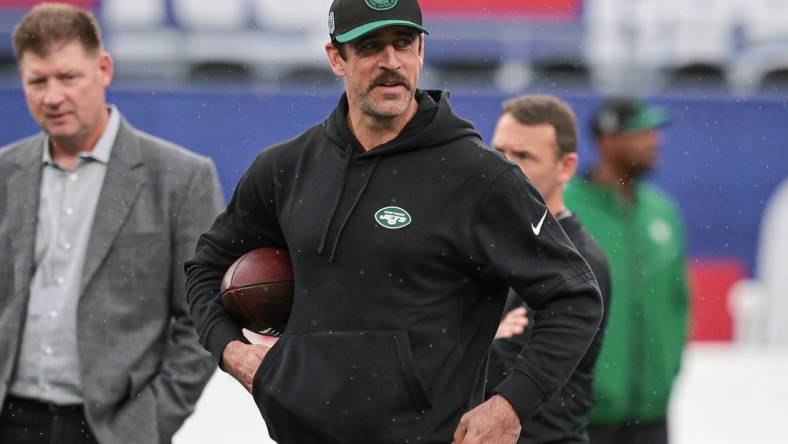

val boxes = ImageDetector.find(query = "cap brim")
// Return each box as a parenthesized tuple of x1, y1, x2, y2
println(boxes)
(625, 107, 670, 131)
(335, 19, 429, 43)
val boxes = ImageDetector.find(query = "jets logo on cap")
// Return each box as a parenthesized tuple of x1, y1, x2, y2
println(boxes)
(375, 206, 411, 229)
(365, 0, 398, 11)
(328, 11, 335, 34)
(597, 110, 619, 134)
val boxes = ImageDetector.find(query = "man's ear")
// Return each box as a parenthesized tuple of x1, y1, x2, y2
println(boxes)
(325, 41, 346, 77)
(98, 51, 114, 88)
(558, 152, 578, 185)
(418, 34, 425, 67)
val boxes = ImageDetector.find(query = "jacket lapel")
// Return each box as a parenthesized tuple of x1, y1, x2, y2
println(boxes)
(7, 135, 45, 300)
(80, 120, 146, 293)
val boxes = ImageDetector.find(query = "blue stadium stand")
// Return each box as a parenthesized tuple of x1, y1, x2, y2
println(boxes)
(2, 0, 788, 92)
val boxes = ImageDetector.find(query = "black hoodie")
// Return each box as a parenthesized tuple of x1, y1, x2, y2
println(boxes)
(185, 90, 602, 444)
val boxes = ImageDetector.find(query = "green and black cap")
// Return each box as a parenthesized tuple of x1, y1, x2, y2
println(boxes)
(328, 0, 430, 44)
(591, 98, 670, 137)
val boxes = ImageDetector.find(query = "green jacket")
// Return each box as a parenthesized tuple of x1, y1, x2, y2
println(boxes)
(565, 175, 690, 425)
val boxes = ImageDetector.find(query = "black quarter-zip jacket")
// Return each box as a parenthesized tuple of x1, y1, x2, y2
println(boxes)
(185, 90, 602, 444)
(487, 214, 612, 444)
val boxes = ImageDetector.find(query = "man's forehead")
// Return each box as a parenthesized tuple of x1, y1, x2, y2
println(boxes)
(609, 128, 657, 140)
(500, 115, 556, 134)
(21, 41, 97, 66)
(497, 118, 558, 146)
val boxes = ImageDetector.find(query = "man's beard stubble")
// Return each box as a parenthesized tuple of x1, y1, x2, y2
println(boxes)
(358, 70, 415, 119)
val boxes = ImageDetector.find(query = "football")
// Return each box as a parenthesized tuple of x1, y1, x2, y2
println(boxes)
(220, 247, 294, 336)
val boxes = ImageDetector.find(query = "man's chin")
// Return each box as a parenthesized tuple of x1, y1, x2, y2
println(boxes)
(44, 126, 84, 145)
(371, 88, 409, 104)
(45, 128, 78, 139)
(629, 164, 655, 179)
(372, 105, 409, 119)
(361, 98, 406, 118)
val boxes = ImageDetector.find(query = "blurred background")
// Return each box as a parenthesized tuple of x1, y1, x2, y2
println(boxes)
(1, 0, 787, 443)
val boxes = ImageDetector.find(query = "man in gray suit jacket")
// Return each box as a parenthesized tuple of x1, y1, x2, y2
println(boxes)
(0, 4, 223, 443)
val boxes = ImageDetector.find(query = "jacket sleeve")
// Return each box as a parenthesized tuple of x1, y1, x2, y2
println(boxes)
(486, 291, 532, 399)
(151, 158, 225, 441)
(184, 151, 286, 365)
(468, 167, 602, 423)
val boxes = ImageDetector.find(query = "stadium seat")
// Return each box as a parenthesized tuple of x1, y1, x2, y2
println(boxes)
(728, 0, 788, 91)
(102, 0, 165, 29)
(741, 0, 788, 43)
(671, 0, 735, 69)
(252, 0, 326, 32)
(583, 0, 632, 89)
(172, 0, 249, 30)
(99, 0, 183, 76)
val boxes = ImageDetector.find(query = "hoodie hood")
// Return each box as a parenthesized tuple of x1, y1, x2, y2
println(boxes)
(324, 89, 481, 157)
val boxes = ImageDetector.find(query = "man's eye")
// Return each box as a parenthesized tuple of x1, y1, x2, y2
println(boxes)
(395, 38, 414, 49)
(358, 41, 380, 52)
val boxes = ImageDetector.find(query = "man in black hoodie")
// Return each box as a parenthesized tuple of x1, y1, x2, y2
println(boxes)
(185, 1, 603, 443)
(488, 95, 612, 443)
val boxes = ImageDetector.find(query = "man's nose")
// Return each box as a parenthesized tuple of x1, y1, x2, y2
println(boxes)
(378, 44, 401, 70)
(42, 82, 65, 107)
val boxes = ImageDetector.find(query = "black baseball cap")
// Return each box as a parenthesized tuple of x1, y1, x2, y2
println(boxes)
(328, 0, 430, 44)
(591, 98, 670, 137)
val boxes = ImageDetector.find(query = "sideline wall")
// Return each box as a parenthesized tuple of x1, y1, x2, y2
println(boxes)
(1, 86, 785, 294)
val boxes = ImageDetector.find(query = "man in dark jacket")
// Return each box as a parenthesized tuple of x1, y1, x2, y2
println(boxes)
(488, 95, 612, 443)
(185, 1, 603, 443)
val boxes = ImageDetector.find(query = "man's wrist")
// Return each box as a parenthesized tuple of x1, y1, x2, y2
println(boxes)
(205, 318, 248, 365)
(490, 394, 519, 425)
(493, 370, 547, 423)
(220, 339, 246, 371)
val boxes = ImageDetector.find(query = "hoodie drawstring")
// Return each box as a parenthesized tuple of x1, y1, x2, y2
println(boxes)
(317, 150, 353, 255)
(328, 157, 380, 262)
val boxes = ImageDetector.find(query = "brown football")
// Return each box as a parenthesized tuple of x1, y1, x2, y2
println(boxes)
(220, 247, 294, 336)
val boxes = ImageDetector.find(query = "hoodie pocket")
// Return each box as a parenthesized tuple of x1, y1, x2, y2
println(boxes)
(252, 330, 431, 443)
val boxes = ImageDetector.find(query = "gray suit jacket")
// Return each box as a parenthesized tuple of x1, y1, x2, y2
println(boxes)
(0, 117, 224, 443)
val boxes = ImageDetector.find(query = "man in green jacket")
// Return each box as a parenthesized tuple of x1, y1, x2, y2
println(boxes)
(565, 98, 690, 444)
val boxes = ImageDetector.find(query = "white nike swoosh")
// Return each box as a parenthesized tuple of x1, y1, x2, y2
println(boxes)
(531, 209, 548, 236)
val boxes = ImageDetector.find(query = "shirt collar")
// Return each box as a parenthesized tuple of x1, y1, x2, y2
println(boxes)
(42, 105, 121, 166)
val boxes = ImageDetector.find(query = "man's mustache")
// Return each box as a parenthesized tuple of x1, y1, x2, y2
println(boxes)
(369, 72, 411, 92)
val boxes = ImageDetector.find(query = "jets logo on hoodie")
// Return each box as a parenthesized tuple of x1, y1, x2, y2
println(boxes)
(375, 207, 411, 229)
